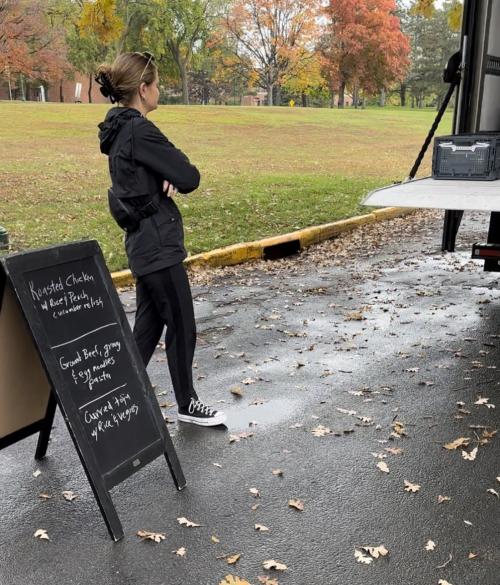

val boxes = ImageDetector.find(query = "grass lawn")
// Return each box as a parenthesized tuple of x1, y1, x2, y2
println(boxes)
(0, 102, 452, 272)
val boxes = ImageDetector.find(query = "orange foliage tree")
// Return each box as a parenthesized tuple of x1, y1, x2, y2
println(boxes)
(0, 0, 68, 97)
(320, 0, 410, 107)
(223, 0, 322, 106)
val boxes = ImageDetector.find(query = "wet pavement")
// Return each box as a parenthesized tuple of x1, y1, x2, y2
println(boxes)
(2, 210, 500, 585)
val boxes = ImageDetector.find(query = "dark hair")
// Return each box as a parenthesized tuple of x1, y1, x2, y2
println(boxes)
(95, 52, 157, 105)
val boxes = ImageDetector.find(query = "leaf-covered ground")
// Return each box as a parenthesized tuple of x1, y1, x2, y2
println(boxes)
(0, 102, 452, 270)
(4, 210, 500, 585)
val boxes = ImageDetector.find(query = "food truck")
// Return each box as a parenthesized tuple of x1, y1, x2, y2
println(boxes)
(364, 0, 500, 271)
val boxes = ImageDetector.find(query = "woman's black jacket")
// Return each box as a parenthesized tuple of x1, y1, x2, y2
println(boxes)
(98, 107, 200, 277)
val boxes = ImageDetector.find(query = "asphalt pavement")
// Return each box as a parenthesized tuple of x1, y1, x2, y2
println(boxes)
(2, 209, 500, 585)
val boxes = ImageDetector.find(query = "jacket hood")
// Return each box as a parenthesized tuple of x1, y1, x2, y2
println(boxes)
(98, 107, 142, 155)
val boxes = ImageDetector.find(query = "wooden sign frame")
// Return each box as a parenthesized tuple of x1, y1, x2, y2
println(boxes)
(0, 241, 185, 541)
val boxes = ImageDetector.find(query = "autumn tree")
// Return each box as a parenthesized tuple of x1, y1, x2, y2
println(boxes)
(321, 0, 410, 108)
(189, 37, 256, 105)
(413, 0, 463, 30)
(280, 52, 327, 107)
(0, 0, 69, 98)
(223, 0, 322, 106)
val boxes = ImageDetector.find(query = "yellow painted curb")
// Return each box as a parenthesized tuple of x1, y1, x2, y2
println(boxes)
(111, 206, 415, 287)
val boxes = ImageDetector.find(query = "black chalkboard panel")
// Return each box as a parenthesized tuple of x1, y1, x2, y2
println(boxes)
(0, 240, 185, 540)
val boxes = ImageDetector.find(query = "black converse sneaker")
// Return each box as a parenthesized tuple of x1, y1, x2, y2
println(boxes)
(178, 398, 227, 427)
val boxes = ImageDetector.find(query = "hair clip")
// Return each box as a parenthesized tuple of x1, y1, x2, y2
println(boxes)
(95, 71, 122, 103)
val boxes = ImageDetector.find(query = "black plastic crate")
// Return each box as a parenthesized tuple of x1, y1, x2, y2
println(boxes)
(432, 133, 500, 180)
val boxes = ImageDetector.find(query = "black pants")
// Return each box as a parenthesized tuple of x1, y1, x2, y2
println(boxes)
(133, 263, 197, 409)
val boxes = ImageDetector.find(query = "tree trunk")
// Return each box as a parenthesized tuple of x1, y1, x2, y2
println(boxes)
(60, 79, 64, 102)
(19, 74, 25, 100)
(338, 81, 345, 108)
(353, 83, 359, 109)
(88, 73, 93, 104)
(274, 85, 282, 106)
(180, 60, 189, 105)
(330, 87, 335, 108)
(379, 88, 386, 107)
(267, 84, 273, 106)
(400, 82, 406, 107)
(301, 92, 307, 108)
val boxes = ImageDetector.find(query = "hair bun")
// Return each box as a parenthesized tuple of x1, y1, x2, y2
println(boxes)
(95, 69, 122, 103)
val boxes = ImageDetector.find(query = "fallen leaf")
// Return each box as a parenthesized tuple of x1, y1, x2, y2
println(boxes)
(230, 387, 244, 398)
(425, 540, 436, 551)
(311, 425, 332, 437)
(337, 407, 357, 416)
(34, 529, 49, 541)
(211, 535, 220, 544)
(392, 421, 406, 437)
(377, 461, 390, 474)
(213, 463, 223, 468)
(219, 577, 251, 585)
(255, 524, 270, 532)
(137, 530, 166, 543)
(262, 559, 287, 571)
(468, 552, 478, 559)
(242, 378, 256, 385)
(62, 491, 78, 502)
(33, 470, 42, 478)
(257, 577, 279, 585)
(438, 581, 453, 585)
(464, 520, 473, 526)
(385, 447, 403, 455)
(462, 447, 478, 461)
(487, 488, 499, 498)
(475, 397, 489, 405)
(404, 480, 421, 493)
(438, 495, 451, 504)
(177, 517, 201, 528)
(249, 488, 261, 498)
(354, 549, 372, 564)
(288, 498, 304, 511)
(229, 432, 254, 443)
(226, 553, 241, 565)
(362, 545, 389, 559)
(345, 310, 365, 321)
(271, 469, 284, 477)
(444, 437, 471, 450)
(38, 493, 53, 500)
(174, 547, 186, 556)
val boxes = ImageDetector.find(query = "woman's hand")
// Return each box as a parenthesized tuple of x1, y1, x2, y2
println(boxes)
(163, 180, 179, 197)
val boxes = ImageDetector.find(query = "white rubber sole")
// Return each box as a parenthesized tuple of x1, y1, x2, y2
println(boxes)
(177, 412, 227, 426)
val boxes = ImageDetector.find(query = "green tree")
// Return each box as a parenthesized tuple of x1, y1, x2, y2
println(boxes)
(402, 1, 461, 108)
(143, 0, 227, 105)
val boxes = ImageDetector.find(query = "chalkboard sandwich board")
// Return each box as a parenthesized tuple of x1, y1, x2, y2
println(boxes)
(0, 240, 185, 541)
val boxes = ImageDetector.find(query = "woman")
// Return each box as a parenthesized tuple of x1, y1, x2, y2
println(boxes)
(96, 51, 226, 427)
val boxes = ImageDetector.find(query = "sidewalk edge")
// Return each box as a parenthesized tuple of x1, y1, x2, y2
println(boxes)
(111, 207, 416, 287)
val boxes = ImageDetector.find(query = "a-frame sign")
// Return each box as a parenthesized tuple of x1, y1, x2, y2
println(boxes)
(0, 240, 185, 541)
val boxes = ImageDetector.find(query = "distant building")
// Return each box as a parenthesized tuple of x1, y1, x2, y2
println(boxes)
(241, 91, 268, 106)
(0, 72, 109, 104)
